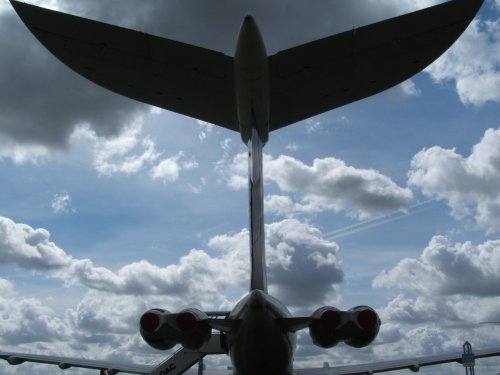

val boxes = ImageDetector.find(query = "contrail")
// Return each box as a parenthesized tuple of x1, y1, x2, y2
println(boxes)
(325, 199, 437, 241)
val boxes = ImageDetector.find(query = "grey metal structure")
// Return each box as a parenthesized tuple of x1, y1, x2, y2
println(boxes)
(462, 341, 476, 375)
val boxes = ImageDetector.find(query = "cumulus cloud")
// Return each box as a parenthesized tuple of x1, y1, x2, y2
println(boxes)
(0, 297, 66, 345)
(265, 195, 323, 217)
(374, 235, 500, 297)
(0, 216, 70, 270)
(0, 278, 14, 295)
(265, 220, 343, 307)
(0, 8, 148, 153)
(373, 237, 500, 363)
(0, 216, 342, 308)
(0, 136, 50, 164)
(3, 222, 342, 361)
(1, 219, 498, 373)
(425, 19, 500, 106)
(90, 122, 161, 176)
(397, 79, 421, 97)
(51, 191, 74, 214)
(380, 295, 463, 326)
(44, 0, 440, 54)
(151, 152, 198, 183)
(408, 128, 500, 233)
(66, 292, 145, 337)
(220, 153, 413, 219)
(266, 155, 413, 219)
(71, 123, 198, 182)
(208, 219, 344, 308)
(219, 152, 247, 190)
(196, 121, 214, 141)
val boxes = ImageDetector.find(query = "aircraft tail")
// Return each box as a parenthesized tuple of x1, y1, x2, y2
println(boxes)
(248, 128, 267, 292)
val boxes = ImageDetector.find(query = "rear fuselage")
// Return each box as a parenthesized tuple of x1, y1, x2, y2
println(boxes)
(227, 290, 295, 375)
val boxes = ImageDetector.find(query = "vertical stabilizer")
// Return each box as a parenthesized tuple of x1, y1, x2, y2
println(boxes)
(248, 128, 267, 292)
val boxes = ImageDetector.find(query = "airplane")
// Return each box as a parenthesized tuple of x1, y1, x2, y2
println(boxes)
(2, 0, 500, 374)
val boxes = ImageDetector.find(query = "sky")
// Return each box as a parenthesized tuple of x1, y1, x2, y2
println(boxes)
(1, 0, 500, 374)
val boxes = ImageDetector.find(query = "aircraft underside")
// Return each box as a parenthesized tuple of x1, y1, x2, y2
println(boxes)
(2, 1, 498, 374)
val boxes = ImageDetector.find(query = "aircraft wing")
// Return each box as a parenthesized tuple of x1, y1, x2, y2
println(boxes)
(0, 350, 152, 374)
(9, 0, 239, 133)
(268, 0, 484, 131)
(5, 346, 497, 374)
(11, 0, 483, 134)
(293, 347, 500, 374)
(1, 334, 226, 375)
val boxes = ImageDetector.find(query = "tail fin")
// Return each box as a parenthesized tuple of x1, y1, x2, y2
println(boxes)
(248, 127, 267, 292)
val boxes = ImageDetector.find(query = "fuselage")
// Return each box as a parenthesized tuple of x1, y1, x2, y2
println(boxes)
(228, 15, 295, 375)
(227, 290, 295, 375)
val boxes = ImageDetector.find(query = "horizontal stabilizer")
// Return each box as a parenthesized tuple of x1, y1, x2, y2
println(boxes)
(10, 0, 239, 132)
(268, 0, 484, 130)
(11, 0, 483, 134)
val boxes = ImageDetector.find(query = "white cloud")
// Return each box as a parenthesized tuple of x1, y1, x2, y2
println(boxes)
(0, 278, 14, 295)
(0, 216, 71, 270)
(196, 120, 214, 141)
(380, 295, 463, 325)
(0, 216, 342, 308)
(266, 155, 413, 219)
(0, 296, 67, 345)
(221, 153, 412, 219)
(305, 119, 323, 134)
(71, 124, 198, 183)
(221, 152, 247, 190)
(66, 291, 149, 336)
(1, 217, 498, 373)
(51, 191, 74, 214)
(374, 235, 500, 297)
(0, 1, 8, 14)
(372, 232, 500, 365)
(150, 152, 198, 183)
(425, 19, 500, 106)
(151, 155, 181, 182)
(398, 79, 421, 97)
(0, 136, 50, 164)
(408, 128, 500, 233)
(374, 261, 499, 370)
(92, 121, 161, 176)
(211, 219, 343, 308)
(265, 194, 322, 217)
(0, 8, 148, 152)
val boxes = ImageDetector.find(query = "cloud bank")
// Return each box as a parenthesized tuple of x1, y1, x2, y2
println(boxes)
(426, 19, 500, 106)
(220, 153, 413, 220)
(409, 128, 500, 233)
(0, 216, 342, 308)
(374, 235, 500, 297)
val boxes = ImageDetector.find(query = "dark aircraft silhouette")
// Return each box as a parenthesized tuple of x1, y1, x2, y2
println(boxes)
(2, 0, 500, 374)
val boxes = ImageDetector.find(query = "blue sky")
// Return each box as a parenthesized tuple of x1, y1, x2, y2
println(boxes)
(1, 0, 500, 374)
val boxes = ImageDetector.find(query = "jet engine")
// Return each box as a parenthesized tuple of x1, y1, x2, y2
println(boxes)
(309, 305, 380, 349)
(344, 306, 380, 348)
(139, 308, 211, 350)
